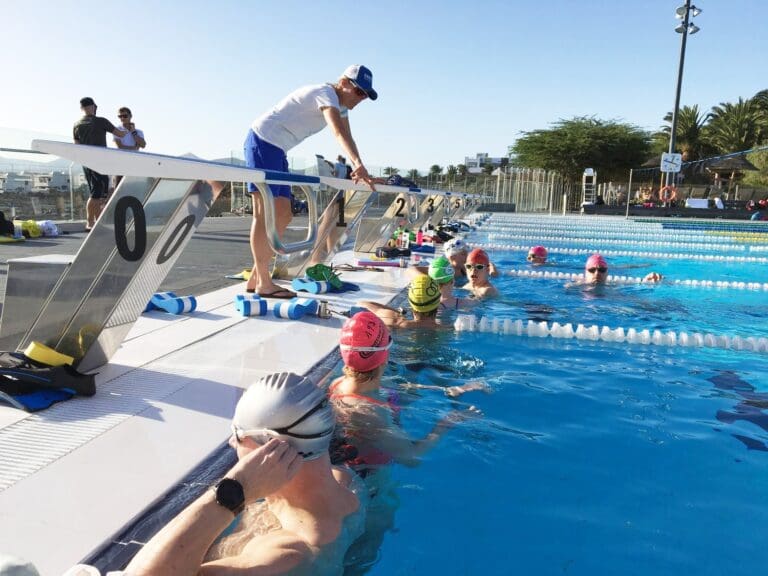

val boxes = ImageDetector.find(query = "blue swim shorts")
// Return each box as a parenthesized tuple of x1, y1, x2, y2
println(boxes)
(244, 130, 291, 199)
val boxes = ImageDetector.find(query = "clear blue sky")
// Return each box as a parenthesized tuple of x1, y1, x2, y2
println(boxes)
(1, 0, 765, 174)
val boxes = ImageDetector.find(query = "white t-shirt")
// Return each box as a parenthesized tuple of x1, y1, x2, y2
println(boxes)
(252, 84, 348, 152)
(113, 128, 145, 149)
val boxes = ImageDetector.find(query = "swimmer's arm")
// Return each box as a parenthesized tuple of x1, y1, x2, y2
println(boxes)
(127, 489, 237, 576)
(358, 300, 407, 328)
(489, 262, 499, 277)
(374, 416, 455, 467)
(407, 266, 429, 279)
(641, 272, 663, 283)
(200, 531, 312, 575)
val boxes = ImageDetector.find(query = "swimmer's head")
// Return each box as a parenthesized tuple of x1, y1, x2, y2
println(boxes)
(428, 256, 456, 285)
(585, 254, 609, 283)
(467, 248, 489, 265)
(232, 372, 334, 461)
(527, 245, 548, 264)
(339, 311, 392, 372)
(408, 274, 442, 313)
(444, 238, 470, 258)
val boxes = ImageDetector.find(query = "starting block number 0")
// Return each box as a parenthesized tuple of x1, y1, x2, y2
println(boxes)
(114, 196, 196, 264)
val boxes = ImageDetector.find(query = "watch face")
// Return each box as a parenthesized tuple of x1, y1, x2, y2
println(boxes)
(216, 478, 245, 513)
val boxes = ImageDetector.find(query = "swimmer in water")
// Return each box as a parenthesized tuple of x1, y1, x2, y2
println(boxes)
(128, 372, 364, 576)
(428, 256, 478, 311)
(569, 253, 663, 286)
(329, 311, 471, 472)
(464, 248, 499, 298)
(444, 238, 498, 282)
(359, 275, 447, 330)
(527, 245, 548, 265)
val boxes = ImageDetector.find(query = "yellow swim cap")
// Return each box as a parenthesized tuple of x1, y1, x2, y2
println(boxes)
(408, 275, 441, 313)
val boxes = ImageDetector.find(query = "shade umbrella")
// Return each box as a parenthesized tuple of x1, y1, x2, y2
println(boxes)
(705, 155, 759, 172)
(706, 155, 758, 199)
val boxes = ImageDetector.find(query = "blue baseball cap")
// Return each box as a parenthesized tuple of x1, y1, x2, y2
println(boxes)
(343, 65, 378, 101)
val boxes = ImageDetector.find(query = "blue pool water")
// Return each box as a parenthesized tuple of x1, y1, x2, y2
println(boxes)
(344, 215, 768, 576)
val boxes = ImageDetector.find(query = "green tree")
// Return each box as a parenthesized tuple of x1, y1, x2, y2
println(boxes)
(751, 89, 768, 144)
(510, 116, 650, 181)
(407, 169, 420, 181)
(457, 164, 468, 177)
(704, 98, 762, 153)
(446, 165, 457, 181)
(661, 104, 711, 159)
(482, 163, 495, 175)
(383, 166, 399, 176)
(429, 165, 443, 177)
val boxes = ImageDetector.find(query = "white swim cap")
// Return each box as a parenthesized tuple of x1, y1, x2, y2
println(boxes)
(444, 238, 470, 257)
(0, 554, 40, 576)
(233, 372, 334, 460)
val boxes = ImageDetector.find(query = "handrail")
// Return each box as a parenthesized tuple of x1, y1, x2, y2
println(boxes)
(29, 139, 477, 254)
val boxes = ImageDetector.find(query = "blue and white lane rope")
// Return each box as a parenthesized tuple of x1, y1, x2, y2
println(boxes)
(483, 233, 749, 252)
(454, 315, 768, 354)
(468, 242, 768, 263)
(503, 268, 768, 290)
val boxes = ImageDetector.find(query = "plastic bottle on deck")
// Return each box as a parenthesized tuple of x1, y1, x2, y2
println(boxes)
(416, 228, 423, 246)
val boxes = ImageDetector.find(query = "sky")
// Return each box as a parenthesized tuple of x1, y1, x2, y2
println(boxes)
(1, 0, 766, 174)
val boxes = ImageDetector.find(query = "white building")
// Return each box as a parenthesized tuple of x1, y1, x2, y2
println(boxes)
(2, 172, 33, 193)
(463, 152, 508, 174)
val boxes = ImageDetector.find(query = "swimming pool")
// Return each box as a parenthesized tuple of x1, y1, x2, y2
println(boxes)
(342, 214, 768, 576)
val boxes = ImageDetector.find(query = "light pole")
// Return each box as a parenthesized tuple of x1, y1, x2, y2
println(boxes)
(666, 1, 702, 187)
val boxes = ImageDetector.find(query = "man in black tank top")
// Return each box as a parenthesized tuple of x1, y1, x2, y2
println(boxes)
(73, 97, 126, 229)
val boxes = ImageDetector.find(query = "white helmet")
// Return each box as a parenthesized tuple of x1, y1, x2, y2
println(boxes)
(232, 372, 334, 460)
(444, 238, 470, 257)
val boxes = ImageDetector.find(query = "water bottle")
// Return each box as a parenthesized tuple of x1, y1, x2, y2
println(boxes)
(416, 228, 423, 246)
(401, 229, 410, 249)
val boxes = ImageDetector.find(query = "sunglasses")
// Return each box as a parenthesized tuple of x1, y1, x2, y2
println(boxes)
(587, 267, 608, 274)
(117, 114, 129, 118)
(465, 263, 486, 271)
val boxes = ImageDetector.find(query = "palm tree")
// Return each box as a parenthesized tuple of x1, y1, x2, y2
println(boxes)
(482, 163, 495, 175)
(662, 104, 710, 159)
(446, 165, 457, 181)
(752, 89, 768, 144)
(429, 165, 443, 176)
(407, 169, 420, 181)
(457, 164, 468, 177)
(383, 166, 399, 176)
(704, 98, 761, 153)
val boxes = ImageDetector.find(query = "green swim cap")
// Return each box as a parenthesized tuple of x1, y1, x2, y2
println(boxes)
(408, 275, 441, 313)
(428, 256, 455, 285)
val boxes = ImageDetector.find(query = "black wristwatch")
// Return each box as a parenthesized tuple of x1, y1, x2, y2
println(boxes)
(214, 478, 245, 515)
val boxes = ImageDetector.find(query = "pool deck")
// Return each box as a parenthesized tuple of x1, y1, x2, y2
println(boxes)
(0, 218, 410, 575)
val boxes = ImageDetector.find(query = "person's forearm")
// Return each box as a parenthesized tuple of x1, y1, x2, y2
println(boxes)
(127, 490, 233, 576)
(329, 124, 363, 168)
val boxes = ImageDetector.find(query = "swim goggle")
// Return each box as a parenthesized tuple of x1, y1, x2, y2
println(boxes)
(339, 335, 393, 353)
(232, 398, 334, 451)
(465, 263, 486, 271)
(586, 267, 608, 274)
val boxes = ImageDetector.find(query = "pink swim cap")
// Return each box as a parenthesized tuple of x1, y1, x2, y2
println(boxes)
(339, 311, 392, 372)
(467, 248, 490, 265)
(585, 254, 608, 269)
(529, 246, 548, 258)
